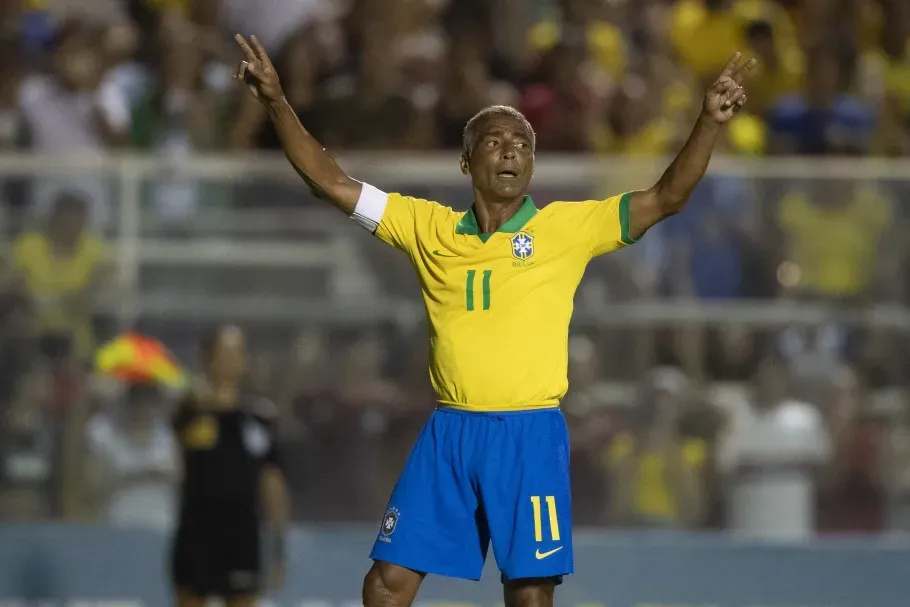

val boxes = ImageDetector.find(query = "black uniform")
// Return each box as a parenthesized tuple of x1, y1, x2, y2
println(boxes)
(170, 397, 281, 597)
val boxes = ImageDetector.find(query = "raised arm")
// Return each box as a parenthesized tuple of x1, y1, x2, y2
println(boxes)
(628, 53, 758, 240)
(234, 34, 362, 214)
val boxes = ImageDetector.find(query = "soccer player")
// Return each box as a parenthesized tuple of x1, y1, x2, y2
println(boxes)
(171, 325, 288, 607)
(234, 33, 755, 607)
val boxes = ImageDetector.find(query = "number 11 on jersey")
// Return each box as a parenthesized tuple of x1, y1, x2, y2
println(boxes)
(465, 269, 492, 311)
(530, 495, 560, 542)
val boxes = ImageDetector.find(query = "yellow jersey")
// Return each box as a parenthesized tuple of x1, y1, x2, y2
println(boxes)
(354, 184, 636, 411)
(14, 231, 107, 360)
(778, 187, 890, 297)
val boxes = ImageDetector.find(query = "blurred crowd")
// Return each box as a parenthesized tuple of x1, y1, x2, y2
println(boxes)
(0, 0, 904, 160)
(1, 0, 910, 537)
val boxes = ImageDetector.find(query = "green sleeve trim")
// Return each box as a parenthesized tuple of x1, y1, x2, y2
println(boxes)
(618, 191, 638, 245)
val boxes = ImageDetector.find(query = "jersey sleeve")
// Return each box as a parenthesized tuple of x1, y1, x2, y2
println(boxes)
(554, 192, 637, 258)
(351, 182, 443, 254)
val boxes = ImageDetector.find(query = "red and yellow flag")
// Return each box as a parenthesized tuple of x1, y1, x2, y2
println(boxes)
(95, 333, 187, 389)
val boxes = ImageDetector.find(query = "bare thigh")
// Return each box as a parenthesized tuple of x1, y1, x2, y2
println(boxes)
(362, 560, 426, 607)
(175, 590, 258, 607)
(503, 577, 556, 607)
(174, 590, 206, 607)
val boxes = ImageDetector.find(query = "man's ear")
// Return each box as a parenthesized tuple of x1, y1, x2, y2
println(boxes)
(459, 153, 469, 175)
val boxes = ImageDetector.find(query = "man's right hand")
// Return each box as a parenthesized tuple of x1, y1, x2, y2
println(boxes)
(232, 33, 361, 214)
(234, 34, 284, 106)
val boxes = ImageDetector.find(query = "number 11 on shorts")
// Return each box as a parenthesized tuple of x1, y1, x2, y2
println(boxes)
(530, 495, 560, 542)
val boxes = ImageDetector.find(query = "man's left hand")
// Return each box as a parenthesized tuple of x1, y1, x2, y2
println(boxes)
(703, 52, 758, 124)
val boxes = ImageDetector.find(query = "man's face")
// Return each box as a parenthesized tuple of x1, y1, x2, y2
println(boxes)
(807, 53, 839, 106)
(49, 204, 86, 245)
(462, 115, 534, 201)
(747, 29, 775, 62)
(54, 33, 102, 91)
(211, 326, 246, 380)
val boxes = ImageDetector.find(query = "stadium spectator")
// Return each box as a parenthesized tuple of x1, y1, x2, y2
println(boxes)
(328, 330, 402, 521)
(742, 19, 803, 117)
(777, 179, 893, 301)
(194, 0, 331, 55)
(718, 353, 832, 539)
(19, 21, 132, 227)
(767, 39, 875, 155)
(231, 26, 332, 151)
(520, 41, 601, 151)
(436, 30, 503, 148)
(608, 367, 707, 528)
(883, 415, 910, 531)
(817, 370, 887, 533)
(705, 325, 765, 383)
(12, 192, 112, 366)
(0, 0, 907, 536)
(132, 15, 228, 227)
(563, 335, 616, 526)
(0, 362, 56, 522)
(670, 0, 744, 86)
(83, 382, 178, 530)
(0, 37, 31, 228)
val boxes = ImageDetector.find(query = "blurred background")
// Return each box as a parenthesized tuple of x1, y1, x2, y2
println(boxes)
(1, 0, 910, 604)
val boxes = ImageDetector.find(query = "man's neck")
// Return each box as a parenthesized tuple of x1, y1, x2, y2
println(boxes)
(472, 193, 525, 233)
(209, 381, 240, 409)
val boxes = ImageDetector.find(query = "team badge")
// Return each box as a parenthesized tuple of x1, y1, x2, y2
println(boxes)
(511, 231, 534, 260)
(242, 419, 271, 457)
(183, 415, 218, 449)
(381, 506, 400, 536)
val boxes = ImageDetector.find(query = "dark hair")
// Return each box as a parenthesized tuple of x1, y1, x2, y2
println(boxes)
(745, 20, 774, 42)
(52, 20, 95, 51)
(808, 35, 858, 90)
(199, 325, 244, 365)
(50, 192, 89, 217)
(462, 105, 536, 157)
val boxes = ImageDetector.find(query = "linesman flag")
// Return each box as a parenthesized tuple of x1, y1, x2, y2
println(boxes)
(95, 333, 187, 389)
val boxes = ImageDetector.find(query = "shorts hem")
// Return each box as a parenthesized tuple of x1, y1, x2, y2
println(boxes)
(501, 570, 572, 585)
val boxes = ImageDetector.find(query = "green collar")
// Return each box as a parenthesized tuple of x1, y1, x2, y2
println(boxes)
(456, 195, 538, 236)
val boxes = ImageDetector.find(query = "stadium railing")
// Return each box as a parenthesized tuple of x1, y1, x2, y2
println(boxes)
(0, 152, 908, 331)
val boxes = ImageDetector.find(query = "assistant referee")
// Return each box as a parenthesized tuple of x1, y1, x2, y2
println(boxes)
(171, 325, 289, 607)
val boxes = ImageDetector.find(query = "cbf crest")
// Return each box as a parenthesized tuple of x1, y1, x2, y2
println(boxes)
(511, 231, 534, 260)
(381, 506, 400, 537)
(242, 419, 271, 457)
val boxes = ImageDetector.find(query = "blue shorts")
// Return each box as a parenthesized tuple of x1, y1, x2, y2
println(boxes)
(370, 406, 573, 582)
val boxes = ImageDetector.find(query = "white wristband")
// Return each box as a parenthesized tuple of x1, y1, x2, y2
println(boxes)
(351, 182, 388, 233)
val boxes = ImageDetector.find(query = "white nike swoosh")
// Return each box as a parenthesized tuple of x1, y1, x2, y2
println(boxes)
(535, 546, 563, 560)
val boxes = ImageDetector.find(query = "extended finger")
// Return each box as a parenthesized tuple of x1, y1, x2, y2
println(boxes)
(732, 57, 758, 84)
(250, 35, 275, 70)
(719, 52, 742, 78)
(235, 34, 258, 63)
